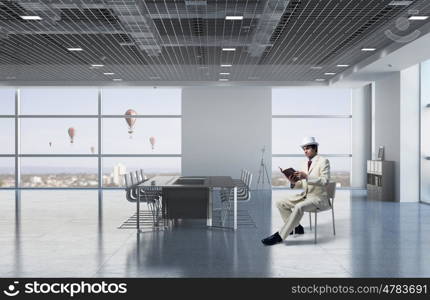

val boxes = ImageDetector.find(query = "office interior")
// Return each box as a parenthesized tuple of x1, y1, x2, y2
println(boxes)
(0, 0, 430, 277)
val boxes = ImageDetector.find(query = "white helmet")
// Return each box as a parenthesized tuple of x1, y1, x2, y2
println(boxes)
(300, 136, 319, 148)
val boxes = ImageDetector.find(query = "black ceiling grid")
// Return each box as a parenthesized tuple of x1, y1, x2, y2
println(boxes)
(0, 0, 428, 82)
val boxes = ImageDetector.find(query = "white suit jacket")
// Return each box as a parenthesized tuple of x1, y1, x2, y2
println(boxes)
(290, 155, 331, 208)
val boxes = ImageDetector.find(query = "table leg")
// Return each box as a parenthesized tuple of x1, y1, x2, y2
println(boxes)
(207, 187, 212, 227)
(137, 188, 140, 233)
(233, 186, 237, 230)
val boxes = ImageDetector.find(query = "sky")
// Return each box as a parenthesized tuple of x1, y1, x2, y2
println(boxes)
(272, 87, 351, 115)
(272, 87, 352, 172)
(0, 87, 352, 174)
(0, 88, 181, 173)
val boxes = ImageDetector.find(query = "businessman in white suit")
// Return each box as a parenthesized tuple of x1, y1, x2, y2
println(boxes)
(262, 137, 331, 246)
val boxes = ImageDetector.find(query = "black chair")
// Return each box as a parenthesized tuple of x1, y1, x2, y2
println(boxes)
(219, 169, 253, 225)
(123, 171, 163, 229)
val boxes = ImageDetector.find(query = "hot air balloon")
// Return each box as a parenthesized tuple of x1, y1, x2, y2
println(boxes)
(149, 136, 156, 150)
(68, 127, 75, 144)
(90, 146, 95, 154)
(124, 109, 137, 138)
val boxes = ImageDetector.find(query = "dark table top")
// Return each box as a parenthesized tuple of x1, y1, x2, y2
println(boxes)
(137, 176, 237, 188)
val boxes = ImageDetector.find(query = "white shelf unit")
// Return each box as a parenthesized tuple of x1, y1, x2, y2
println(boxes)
(367, 160, 395, 202)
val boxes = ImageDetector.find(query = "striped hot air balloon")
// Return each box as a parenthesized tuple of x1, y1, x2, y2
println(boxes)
(149, 136, 156, 150)
(68, 127, 75, 144)
(124, 109, 137, 138)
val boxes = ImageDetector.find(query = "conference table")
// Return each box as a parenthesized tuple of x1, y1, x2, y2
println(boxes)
(136, 176, 238, 231)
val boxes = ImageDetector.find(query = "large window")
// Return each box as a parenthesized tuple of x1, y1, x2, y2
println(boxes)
(272, 118, 351, 154)
(20, 118, 99, 154)
(102, 157, 181, 188)
(0, 158, 14, 188)
(101, 88, 181, 188)
(20, 88, 99, 115)
(0, 118, 14, 154)
(102, 118, 181, 154)
(272, 88, 352, 188)
(0, 89, 15, 115)
(0, 89, 15, 188)
(0, 87, 181, 190)
(102, 88, 181, 115)
(20, 157, 98, 188)
(0, 191, 14, 222)
(420, 60, 430, 203)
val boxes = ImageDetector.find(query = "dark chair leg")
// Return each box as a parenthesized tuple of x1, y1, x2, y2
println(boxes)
(331, 207, 336, 236)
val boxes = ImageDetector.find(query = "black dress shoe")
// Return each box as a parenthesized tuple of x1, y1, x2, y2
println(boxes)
(295, 224, 304, 234)
(261, 232, 283, 246)
(289, 224, 305, 235)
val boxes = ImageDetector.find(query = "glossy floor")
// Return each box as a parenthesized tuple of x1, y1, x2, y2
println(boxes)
(0, 189, 429, 277)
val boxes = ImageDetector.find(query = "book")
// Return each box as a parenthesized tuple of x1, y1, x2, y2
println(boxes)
(279, 167, 298, 181)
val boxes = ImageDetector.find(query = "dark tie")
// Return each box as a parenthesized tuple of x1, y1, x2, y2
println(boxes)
(307, 160, 312, 171)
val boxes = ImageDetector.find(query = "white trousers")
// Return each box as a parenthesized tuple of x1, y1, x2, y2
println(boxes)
(276, 196, 326, 240)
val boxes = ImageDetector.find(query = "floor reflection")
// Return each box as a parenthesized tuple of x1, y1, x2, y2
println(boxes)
(1, 189, 430, 277)
(118, 190, 273, 277)
(349, 195, 430, 277)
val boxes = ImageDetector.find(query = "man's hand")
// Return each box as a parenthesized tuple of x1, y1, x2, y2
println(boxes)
(287, 174, 297, 184)
(294, 171, 308, 180)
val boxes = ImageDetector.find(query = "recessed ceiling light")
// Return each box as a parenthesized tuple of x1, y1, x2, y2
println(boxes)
(315, 78, 325, 82)
(91, 64, 104, 67)
(113, 78, 122, 81)
(103, 72, 114, 75)
(185, 0, 207, 5)
(67, 47, 83, 51)
(388, 1, 413, 6)
(409, 16, 429, 20)
(222, 47, 236, 51)
(220, 72, 230, 75)
(324, 72, 336, 75)
(310, 66, 323, 70)
(119, 42, 135, 46)
(336, 64, 349, 67)
(221, 64, 232, 67)
(361, 47, 376, 51)
(225, 16, 243, 20)
(20, 15, 42, 20)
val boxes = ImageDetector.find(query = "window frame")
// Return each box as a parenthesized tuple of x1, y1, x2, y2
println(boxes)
(0, 87, 182, 191)
(272, 91, 353, 189)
